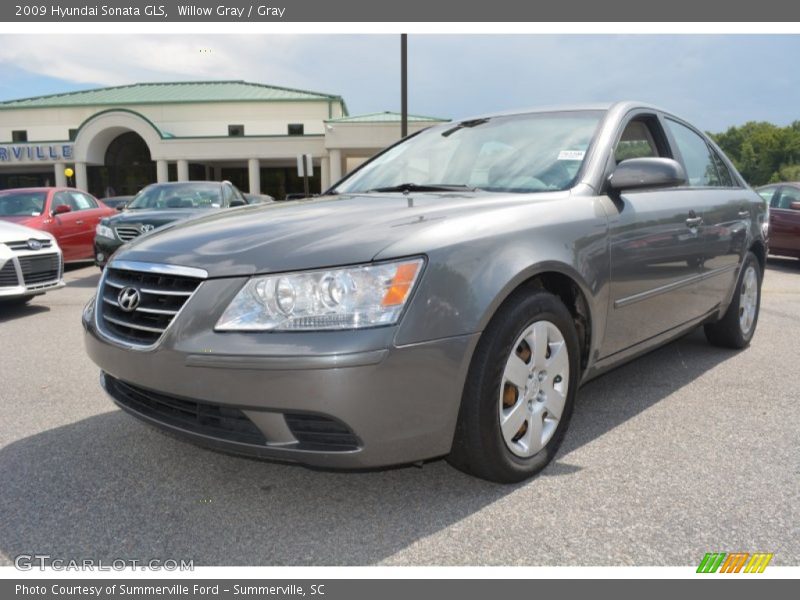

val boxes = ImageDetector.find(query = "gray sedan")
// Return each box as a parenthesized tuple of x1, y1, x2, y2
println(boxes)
(82, 102, 766, 482)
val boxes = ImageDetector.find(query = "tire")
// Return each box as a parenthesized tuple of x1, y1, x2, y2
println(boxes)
(447, 288, 581, 483)
(703, 251, 762, 349)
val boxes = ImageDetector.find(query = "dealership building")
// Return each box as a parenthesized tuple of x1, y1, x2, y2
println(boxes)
(0, 80, 447, 199)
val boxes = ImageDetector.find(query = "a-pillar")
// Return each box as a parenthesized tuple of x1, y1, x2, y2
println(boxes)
(247, 158, 261, 195)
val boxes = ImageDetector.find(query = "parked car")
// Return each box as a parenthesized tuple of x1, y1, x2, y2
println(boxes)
(93, 181, 248, 268)
(0, 220, 64, 304)
(83, 102, 766, 483)
(756, 183, 800, 259)
(0, 187, 115, 262)
(100, 195, 135, 211)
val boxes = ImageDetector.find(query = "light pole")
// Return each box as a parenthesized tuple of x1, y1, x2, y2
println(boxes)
(401, 33, 408, 139)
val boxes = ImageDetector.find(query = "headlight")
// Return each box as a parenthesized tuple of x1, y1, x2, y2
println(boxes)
(96, 223, 115, 239)
(215, 257, 425, 331)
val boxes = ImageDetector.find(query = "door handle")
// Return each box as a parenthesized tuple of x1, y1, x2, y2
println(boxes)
(738, 210, 749, 217)
(75, 220, 84, 225)
(686, 217, 703, 228)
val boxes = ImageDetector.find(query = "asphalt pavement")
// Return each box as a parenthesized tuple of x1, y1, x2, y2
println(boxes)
(0, 258, 798, 566)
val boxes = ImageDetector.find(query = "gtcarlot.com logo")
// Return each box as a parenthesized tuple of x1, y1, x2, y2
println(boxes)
(697, 552, 773, 573)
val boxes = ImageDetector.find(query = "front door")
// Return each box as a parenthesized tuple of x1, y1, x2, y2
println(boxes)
(602, 113, 708, 357)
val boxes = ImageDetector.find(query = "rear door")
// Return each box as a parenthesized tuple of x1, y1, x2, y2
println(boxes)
(770, 185, 800, 256)
(602, 112, 710, 356)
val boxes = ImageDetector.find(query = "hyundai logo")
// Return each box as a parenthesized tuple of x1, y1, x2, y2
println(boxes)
(26, 239, 42, 251)
(141, 224, 156, 233)
(117, 287, 141, 312)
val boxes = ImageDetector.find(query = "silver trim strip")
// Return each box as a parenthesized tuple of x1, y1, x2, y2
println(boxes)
(140, 287, 193, 297)
(107, 259, 209, 280)
(103, 314, 167, 334)
(614, 263, 738, 309)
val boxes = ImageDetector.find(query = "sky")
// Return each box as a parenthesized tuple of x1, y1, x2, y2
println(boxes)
(0, 34, 797, 132)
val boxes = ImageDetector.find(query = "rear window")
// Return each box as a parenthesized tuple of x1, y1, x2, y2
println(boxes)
(127, 183, 222, 210)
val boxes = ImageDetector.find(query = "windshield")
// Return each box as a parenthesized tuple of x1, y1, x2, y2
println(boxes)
(0, 191, 47, 216)
(333, 111, 604, 195)
(127, 183, 222, 210)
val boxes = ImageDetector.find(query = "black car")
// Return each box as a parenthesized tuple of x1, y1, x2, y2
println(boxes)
(93, 181, 247, 268)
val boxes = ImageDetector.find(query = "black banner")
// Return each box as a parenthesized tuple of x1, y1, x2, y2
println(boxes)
(3, 0, 800, 22)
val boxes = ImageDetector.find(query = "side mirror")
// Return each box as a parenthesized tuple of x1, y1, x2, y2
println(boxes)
(116, 205, 126, 211)
(53, 204, 71, 215)
(229, 198, 247, 207)
(607, 157, 687, 192)
(790, 201, 800, 211)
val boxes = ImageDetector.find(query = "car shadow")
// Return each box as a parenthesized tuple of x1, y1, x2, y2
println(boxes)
(0, 329, 734, 566)
(0, 302, 49, 323)
(65, 269, 101, 289)
(766, 255, 800, 273)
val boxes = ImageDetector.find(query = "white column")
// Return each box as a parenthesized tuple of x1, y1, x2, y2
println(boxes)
(177, 159, 189, 182)
(75, 162, 88, 191)
(247, 159, 261, 195)
(54, 163, 67, 187)
(320, 156, 330, 192)
(156, 160, 169, 183)
(329, 149, 342, 183)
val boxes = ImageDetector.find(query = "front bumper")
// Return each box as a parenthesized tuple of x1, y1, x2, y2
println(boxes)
(0, 252, 64, 298)
(94, 236, 123, 268)
(83, 293, 479, 469)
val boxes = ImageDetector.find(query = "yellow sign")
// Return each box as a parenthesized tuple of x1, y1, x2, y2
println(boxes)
(64, 167, 74, 178)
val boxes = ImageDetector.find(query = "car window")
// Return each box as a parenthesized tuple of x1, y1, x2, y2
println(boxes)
(776, 186, 800, 209)
(709, 148, 736, 187)
(0, 191, 46, 216)
(221, 184, 235, 207)
(665, 119, 721, 187)
(68, 191, 98, 211)
(126, 183, 222, 210)
(615, 120, 659, 163)
(758, 187, 778, 204)
(52, 191, 74, 213)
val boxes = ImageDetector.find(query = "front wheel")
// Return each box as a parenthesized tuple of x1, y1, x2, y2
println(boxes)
(447, 288, 580, 483)
(704, 251, 762, 349)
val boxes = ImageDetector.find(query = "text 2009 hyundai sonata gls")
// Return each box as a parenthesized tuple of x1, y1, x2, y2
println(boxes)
(83, 102, 766, 483)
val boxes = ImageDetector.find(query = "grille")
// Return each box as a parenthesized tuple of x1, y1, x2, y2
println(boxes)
(19, 254, 60, 285)
(285, 413, 361, 451)
(0, 261, 19, 287)
(106, 376, 268, 445)
(115, 226, 142, 242)
(98, 266, 202, 345)
(5, 239, 53, 251)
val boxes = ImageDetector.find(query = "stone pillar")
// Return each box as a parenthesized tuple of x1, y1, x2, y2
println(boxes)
(247, 159, 261, 195)
(54, 163, 67, 188)
(75, 162, 88, 191)
(177, 159, 189, 182)
(156, 160, 169, 183)
(329, 149, 342, 184)
(320, 156, 330, 192)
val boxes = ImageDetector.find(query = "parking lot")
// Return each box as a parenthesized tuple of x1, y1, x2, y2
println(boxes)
(1, 258, 798, 566)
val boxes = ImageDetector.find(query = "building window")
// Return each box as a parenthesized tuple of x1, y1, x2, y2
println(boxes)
(288, 123, 304, 136)
(69, 128, 79, 141)
(228, 124, 244, 137)
(12, 130, 27, 142)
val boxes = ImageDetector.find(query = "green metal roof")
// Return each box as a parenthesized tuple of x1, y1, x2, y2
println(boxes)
(326, 111, 448, 124)
(0, 80, 345, 110)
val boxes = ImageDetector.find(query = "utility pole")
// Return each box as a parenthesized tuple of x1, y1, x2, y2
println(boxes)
(401, 33, 408, 139)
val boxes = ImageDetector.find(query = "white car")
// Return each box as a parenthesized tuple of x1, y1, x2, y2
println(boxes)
(0, 220, 65, 304)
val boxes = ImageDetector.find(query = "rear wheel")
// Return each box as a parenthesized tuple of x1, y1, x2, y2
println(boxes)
(704, 251, 761, 349)
(447, 288, 580, 483)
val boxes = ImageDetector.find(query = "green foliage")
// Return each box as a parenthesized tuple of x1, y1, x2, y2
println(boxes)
(709, 121, 800, 186)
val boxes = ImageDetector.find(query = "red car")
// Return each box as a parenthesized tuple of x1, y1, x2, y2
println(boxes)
(757, 183, 800, 260)
(0, 187, 115, 262)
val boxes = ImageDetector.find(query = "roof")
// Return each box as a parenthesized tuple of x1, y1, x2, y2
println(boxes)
(326, 111, 448, 124)
(0, 81, 346, 110)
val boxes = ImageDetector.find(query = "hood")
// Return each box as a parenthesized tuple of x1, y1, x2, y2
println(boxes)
(113, 192, 568, 278)
(105, 208, 214, 227)
(0, 218, 54, 242)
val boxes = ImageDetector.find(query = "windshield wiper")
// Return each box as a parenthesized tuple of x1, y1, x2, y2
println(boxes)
(366, 183, 477, 194)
